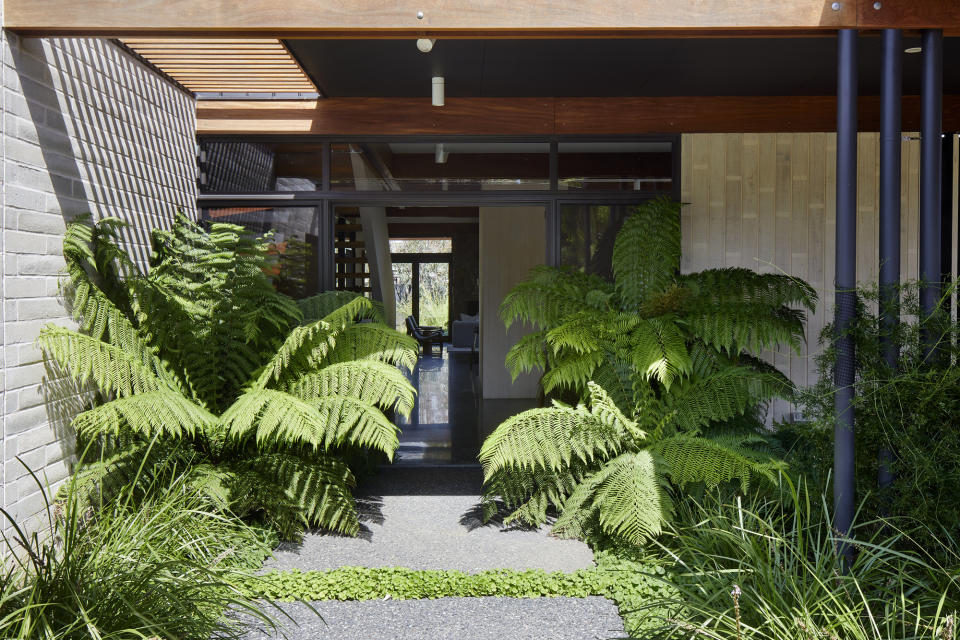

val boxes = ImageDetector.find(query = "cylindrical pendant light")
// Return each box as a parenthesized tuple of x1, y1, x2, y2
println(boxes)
(432, 76, 445, 107)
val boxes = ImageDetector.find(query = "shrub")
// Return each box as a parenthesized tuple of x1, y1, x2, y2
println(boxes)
(790, 281, 960, 547)
(38, 214, 417, 538)
(480, 198, 816, 544)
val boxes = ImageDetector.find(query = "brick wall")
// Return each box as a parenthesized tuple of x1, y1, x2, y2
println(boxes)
(1, 27, 197, 532)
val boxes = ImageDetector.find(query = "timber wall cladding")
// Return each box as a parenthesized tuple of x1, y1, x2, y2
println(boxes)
(680, 132, 924, 401)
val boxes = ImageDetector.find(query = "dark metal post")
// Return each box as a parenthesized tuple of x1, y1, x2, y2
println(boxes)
(920, 29, 943, 350)
(834, 28, 858, 540)
(877, 28, 901, 491)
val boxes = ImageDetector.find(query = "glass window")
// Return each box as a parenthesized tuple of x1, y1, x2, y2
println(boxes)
(199, 141, 323, 192)
(200, 206, 323, 300)
(331, 142, 550, 191)
(558, 141, 673, 192)
(559, 204, 631, 279)
(389, 239, 452, 254)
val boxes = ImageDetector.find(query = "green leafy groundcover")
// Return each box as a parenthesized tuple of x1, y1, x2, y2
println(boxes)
(240, 550, 673, 635)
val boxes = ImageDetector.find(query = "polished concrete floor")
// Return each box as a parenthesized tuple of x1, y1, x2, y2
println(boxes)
(394, 351, 536, 465)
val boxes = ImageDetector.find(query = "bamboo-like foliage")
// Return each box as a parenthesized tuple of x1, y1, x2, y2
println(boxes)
(481, 198, 815, 544)
(40, 213, 417, 538)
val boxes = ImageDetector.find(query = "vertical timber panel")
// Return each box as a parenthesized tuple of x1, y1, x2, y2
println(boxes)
(709, 135, 727, 266)
(741, 134, 760, 271)
(680, 132, 920, 420)
(808, 133, 827, 385)
(725, 134, 743, 266)
(680, 135, 694, 272)
(791, 133, 810, 387)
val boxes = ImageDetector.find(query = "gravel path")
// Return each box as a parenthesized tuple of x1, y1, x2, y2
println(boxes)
(242, 597, 627, 640)
(264, 466, 595, 573)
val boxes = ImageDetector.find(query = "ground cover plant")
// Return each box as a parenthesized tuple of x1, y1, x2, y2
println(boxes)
(38, 214, 417, 538)
(480, 197, 816, 544)
(241, 550, 675, 637)
(0, 460, 280, 639)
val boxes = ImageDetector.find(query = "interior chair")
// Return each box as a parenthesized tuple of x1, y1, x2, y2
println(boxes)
(405, 315, 444, 356)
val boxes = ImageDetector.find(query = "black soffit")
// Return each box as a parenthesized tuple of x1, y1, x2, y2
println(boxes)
(285, 37, 960, 99)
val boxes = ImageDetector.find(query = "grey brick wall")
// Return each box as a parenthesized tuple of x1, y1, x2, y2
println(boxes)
(1, 26, 197, 532)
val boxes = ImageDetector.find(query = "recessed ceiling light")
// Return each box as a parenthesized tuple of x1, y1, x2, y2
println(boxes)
(905, 46, 922, 54)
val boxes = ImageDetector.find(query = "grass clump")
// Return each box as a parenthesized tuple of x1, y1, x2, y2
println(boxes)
(0, 460, 282, 640)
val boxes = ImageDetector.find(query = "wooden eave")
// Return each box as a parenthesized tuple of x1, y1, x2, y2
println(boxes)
(5, 0, 960, 37)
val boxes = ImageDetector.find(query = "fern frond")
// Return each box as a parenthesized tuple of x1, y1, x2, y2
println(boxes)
(72, 390, 215, 439)
(482, 464, 587, 529)
(629, 316, 691, 390)
(682, 268, 818, 312)
(683, 306, 807, 356)
(247, 452, 359, 535)
(591, 451, 673, 544)
(652, 432, 784, 492)
(504, 330, 549, 381)
(479, 404, 621, 480)
(287, 360, 416, 418)
(324, 323, 419, 372)
(37, 326, 169, 398)
(662, 365, 792, 433)
(223, 389, 399, 458)
(254, 320, 339, 388)
(299, 291, 385, 324)
(541, 350, 605, 394)
(500, 265, 611, 330)
(586, 382, 645, 441)
(613, 198, 681, 311)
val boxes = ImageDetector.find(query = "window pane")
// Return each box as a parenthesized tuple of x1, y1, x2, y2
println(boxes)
(558, 141, 673, 192)
(201, 206, 322, 300)
(393, 262, 413, 332)
(558, 204, 630, 279)
(332, 142, 550, 191)
(419, 262, 450, 330)
(389, 239, 452, 254)
(199, 141, 323, 192)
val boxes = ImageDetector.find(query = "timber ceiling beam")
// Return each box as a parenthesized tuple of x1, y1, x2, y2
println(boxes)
(6, 0, 960, 37)
(197, 96, 960, 136)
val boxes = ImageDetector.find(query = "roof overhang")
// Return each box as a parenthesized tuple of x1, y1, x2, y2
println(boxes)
(6, 0, 960, 37)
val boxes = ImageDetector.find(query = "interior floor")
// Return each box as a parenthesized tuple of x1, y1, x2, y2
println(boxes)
(394, 351, 536, 465)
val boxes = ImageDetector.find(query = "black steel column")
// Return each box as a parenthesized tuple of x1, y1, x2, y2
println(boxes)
(834, 28, 858, 539)
(920, 29, 943, 347)
(877, 28, 901, 491)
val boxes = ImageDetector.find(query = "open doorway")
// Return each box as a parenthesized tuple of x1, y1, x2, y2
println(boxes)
(332, 203, 545, 464)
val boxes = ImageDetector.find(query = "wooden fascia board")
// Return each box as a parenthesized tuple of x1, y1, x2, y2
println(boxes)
(196, 96, 960, 136)
(3, 0, 861, 36)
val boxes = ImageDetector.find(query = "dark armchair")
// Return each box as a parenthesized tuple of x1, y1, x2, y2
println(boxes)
(405, 316, 445, 356)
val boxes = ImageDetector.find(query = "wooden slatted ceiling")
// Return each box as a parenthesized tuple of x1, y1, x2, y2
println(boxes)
(121, 38, 316, 93)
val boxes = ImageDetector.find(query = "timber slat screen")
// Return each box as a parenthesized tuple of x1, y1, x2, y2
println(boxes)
(120, 38, 316, 94)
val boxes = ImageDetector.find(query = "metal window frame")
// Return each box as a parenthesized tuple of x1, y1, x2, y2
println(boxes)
(197, 134, 682, 284)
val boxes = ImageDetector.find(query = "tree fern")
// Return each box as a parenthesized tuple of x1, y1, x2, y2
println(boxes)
(481, 197, 814, 545)
(40, 215, 417, 539)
